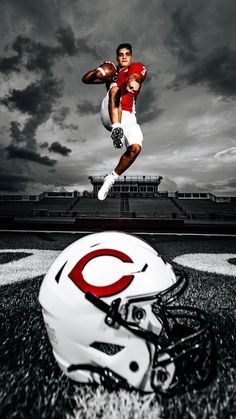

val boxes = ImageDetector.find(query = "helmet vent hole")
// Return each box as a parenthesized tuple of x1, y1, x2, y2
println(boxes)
(90, 341, 124, 355)
(129, 361, 139, 372)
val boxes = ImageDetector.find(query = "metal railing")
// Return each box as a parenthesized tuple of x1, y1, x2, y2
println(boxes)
(89, 175, 162, 183)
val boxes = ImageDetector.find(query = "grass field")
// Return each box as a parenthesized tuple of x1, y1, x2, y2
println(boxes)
(0, 231, 236, 418)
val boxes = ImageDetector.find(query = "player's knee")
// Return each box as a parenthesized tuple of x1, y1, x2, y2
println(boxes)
(128, 144, 141, 158)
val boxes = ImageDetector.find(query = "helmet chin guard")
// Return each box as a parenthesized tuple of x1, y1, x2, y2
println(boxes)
(39, 231, 215, 395)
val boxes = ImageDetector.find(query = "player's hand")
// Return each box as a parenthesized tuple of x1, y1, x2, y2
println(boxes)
(99, 60, 114, 66)
(96, 61, 116, 80)
(126, 75, 141, 93)
(98, 61, 116, 72)
(95, 68, 105, 80)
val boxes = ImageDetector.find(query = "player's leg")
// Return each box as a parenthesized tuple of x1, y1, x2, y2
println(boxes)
(100, 94, 112, 131)
(97, 144, 141, 200)
(100, 94, 125, 148)
(114, 144, 141, 175)
(98, 114, 143, 201)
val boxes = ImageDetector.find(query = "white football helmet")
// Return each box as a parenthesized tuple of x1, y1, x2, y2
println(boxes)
(39, 231, 214, 394)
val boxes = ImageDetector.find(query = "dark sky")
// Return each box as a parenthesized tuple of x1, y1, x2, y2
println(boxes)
(0, 0, 236, 195)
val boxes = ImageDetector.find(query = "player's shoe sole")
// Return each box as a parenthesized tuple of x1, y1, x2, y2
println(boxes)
(111, 127, 124, 149)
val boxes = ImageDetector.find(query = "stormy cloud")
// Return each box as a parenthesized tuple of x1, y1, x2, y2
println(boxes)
(1, 78, 63, 117)
(1, 78, 63, 154)
(6, 144, 57, 166)
(52, 107, 79, 130)
(165, 1, 236, 97)
(0, 172, 34, 192)
(0, 26, 96, 77)
(0, 0, 235, 195)
(179, 47, 236, 97)
(67, 137, 87, 144)
(39, 142, 49, 149)
(0, 22, 97, 183)
(48, 141, 72, 156)
(137, 75, 164, 124)
(77, 100, 101, 115)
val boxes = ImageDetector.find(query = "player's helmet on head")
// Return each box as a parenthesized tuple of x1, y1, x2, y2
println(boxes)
(39, 231, 214, 395)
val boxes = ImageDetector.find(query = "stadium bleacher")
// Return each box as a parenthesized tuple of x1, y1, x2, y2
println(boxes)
(0, 201, 37, 217)
(178, 199, 236, 219)
(179, 199, 221, 212)
(1, 196, 236, 220)
(0, 197, 78, 217)
(0, 177, 236, 225)
(71, 197, 121, 217)
(34, 198, 78, 214)
(36, 198, 75, 209)
(129, 198, 184, 218)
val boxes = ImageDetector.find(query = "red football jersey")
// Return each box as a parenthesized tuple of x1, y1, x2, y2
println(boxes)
(116, 62, 147, 112)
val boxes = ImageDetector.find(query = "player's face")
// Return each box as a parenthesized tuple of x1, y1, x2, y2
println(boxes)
(116, 48, 132, 68)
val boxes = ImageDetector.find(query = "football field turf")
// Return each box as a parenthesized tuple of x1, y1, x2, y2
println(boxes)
(0, 231, 235, 418)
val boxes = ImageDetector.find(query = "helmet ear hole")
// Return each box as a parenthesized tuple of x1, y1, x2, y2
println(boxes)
(129, 361, 139, 372)
(132, 306, 146, 322)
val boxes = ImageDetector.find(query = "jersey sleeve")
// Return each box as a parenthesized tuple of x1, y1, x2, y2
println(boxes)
(128, 63, 147, 81)
(115, 63, 147, 90)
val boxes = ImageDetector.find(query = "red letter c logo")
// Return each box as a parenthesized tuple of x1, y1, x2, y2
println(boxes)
(68, 248, 134, 297)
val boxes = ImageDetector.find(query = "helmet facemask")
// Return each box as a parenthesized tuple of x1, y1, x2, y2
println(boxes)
(68, 269, 214, 395)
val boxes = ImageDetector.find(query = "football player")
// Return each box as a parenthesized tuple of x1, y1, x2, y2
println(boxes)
(81, 43, 147, 200)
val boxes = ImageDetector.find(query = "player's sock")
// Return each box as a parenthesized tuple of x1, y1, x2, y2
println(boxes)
(112, 171, 119, 180)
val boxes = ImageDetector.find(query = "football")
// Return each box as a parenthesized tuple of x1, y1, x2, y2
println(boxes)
(97, 61, 117, 79)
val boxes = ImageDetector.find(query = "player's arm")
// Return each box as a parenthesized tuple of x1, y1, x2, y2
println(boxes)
(81, 68, 105, 84)
(126, 63, 147, 92)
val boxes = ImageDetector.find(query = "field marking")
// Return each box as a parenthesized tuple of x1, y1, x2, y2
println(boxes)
(174, 253, 236, 276)
(1, 247, 236, 287)
(0, 249, 59, 286)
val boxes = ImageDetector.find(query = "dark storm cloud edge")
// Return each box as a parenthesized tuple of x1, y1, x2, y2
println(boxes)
(0, 26, 99, 170)
(0, 27, 98, 77)
(48, 141, 71, 157)
(39, 140, 73, 156)
(77, 101, 101, 116)
(165, 3, 236, 97)
(52, 107, 79, 131)
(0, 171, 34, 193)
(6, 144, 57, 166)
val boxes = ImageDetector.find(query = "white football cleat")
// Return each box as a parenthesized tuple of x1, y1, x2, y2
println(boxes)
(98, 174, 116, 201)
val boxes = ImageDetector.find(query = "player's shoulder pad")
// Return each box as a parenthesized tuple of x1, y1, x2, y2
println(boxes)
(128, 63, 147, 80)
